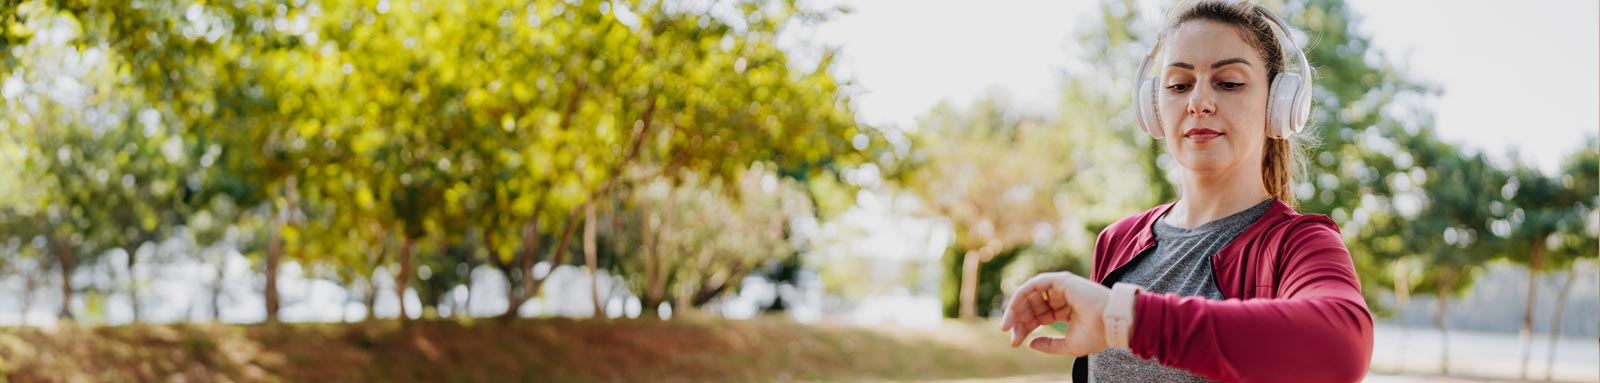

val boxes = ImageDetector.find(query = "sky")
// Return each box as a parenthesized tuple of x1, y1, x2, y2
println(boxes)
(800, 0, 1599, 174)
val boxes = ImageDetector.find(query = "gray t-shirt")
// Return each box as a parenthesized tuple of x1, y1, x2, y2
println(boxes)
(1089, 198, 1273, 383)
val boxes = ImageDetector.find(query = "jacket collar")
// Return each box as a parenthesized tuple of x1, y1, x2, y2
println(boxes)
(1116, 198, 1297, 271)
(1132, 199, 1294, 246)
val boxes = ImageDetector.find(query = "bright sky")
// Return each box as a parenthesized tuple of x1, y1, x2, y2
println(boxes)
(802, 0, 1599, 174)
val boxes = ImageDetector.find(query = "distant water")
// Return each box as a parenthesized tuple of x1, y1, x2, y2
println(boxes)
(1377, 262, 1599, 339)
(1370, 323, 1599, 382)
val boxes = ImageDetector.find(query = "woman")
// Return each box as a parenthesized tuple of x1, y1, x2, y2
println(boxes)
(997, 1, 1373, 382)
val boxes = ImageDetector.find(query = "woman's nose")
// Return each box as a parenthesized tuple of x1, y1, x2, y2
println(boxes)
(1186, 87, 1216, 117)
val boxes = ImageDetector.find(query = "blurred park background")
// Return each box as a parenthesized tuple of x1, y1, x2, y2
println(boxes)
(0, 0, 1595, 382)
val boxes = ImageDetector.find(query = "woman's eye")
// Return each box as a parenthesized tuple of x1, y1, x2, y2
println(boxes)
(1166, 83, 1191, 93)
(1219, 82, 1244, 90)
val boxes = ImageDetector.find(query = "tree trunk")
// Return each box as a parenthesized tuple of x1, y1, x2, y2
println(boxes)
(546, 208, 581, 282)
(462, 259, 474, 319)
(212, 248, 225, 321)
(584, 203, 602, 318)
(1544, 265, 1579, 381)
(504, 210, 580, 320)
(640, 199, 659, 319)
(959, 249, 982, 320)
(498, 265, 518, 319)
(439, 239, 454, 318)
(674, 282, 694, 318)
(1394, 260, 1412, 367)
(21, 248, 40, 325)
(364, 236, 387, 321)
(266, 176, 301, 324)
(690, 264, 753, 307)
(397, 236, 414, 322)
(57, 241, 74, 320)
(21, 259, 35, 325)
(644, 195, 675, 319)
(1520, 246, 1543, 379)
(363, 278, 378, 321)
(1436, 270, 1451, 375)
(641, 299, 664, 319)
(503, 217, 540, 320)
(455, 236, 473, 319)
(265, 221, 281, 323)
(126, 244, 141, 323)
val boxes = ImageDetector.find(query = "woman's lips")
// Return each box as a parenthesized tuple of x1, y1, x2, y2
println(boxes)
(1184, 128, 1223, 143)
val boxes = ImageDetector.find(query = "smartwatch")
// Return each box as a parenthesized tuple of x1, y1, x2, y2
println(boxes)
(1103, 282, 1144, 350)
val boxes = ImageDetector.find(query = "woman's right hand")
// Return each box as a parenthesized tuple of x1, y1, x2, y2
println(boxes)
(998, 271, 1112, 357)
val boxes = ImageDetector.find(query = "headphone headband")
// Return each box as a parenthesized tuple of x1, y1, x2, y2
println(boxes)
(1253, 5, 1312, 91)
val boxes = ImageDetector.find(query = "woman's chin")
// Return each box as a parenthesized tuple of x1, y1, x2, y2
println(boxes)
(1175, 154, 1236, 175)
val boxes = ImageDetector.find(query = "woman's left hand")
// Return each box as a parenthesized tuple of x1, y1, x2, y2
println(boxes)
(998, 271, 1113, 357)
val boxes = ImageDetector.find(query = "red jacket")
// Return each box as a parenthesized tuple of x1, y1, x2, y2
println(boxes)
(1081, 200, 1373, 383)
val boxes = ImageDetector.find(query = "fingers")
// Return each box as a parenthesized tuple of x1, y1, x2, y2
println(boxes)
(998, 280, 1036, 330)
(1047, 288, 1072, 311)
(998, 296, 1011, 331)
(1000, 279, 1040, 332)
(1028, 336, 1073, 356)
(1000, 272, 1103, 355)
(1007, 304, 1035, 347)
(1027, 288, 1051, 319)
(1003, 276, 1056, 346)
(1001, 274, 1079, 348)
(1011, 316, 1032, 347)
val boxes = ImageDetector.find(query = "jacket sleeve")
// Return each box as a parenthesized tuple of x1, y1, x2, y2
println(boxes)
(1126, 219, 1374, 383)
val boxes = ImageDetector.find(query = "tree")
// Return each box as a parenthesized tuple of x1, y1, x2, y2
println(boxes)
(1281, 0, 1458, 320)
(609, 166, 810, 318)
(1500, 155, 1587, 378)
(1389, 127, 1509, 375)
(0, 2, 145, 320)
(36, 0, 314, 323)
(1539, 144, 1599, 380)
(907, 94, 1071, 320)
(578, 0, 871, 319)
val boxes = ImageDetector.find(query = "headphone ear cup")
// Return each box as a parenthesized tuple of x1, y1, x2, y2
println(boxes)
(1135, 77, 1163, 139)
(1267, 73, 1304, 138)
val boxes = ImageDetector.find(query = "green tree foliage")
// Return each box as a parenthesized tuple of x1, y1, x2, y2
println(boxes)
(0, 3, 178, 320)
(1, 0, 876, 324)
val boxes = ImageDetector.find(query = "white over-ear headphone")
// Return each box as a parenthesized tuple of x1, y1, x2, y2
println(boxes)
(1133, 5, 1312, 139)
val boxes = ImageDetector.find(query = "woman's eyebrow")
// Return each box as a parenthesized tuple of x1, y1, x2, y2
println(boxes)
(1210, 57, 1251, 68)
(1165, 58, 1250, 70)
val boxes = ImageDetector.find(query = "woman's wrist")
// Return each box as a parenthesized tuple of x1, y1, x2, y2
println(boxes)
(1102, 282, 1143, 350)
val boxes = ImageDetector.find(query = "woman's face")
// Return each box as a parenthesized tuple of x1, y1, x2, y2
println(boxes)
(1158, 20, 1271, 177)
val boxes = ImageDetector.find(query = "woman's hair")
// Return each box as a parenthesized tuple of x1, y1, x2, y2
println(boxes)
(1161, 0, 1316, 207)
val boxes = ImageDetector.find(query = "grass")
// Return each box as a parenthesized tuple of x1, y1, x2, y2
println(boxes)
(0, 315, 1070, 383)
